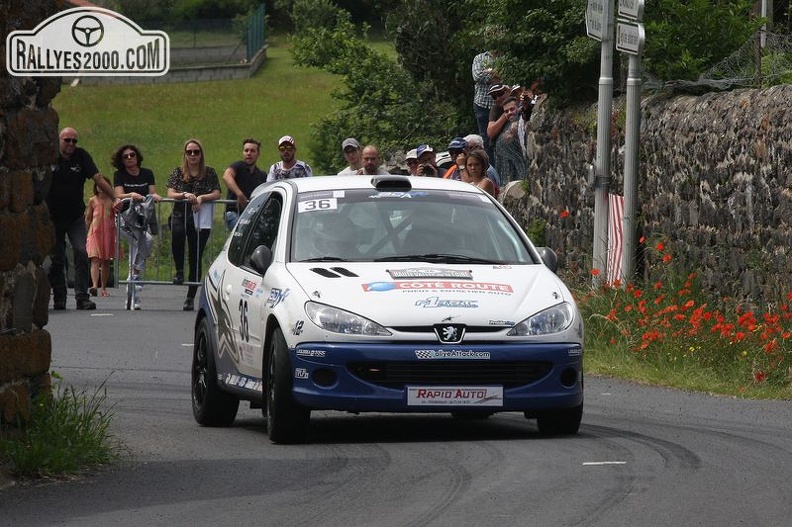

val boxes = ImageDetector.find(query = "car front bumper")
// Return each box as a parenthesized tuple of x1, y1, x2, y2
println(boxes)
(291, 342, 583, 413)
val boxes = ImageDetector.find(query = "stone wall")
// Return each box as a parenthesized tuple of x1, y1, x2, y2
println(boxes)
(0, 0, 59, 424)
(503, 84, 792, 305)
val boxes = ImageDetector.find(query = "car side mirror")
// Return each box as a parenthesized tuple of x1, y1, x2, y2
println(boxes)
(250, 245, 273, 275)
(537, 247, 558, 273)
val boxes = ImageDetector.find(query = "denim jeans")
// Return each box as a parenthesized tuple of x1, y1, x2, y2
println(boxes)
(474, 103, 494, 161)
(49, 215, 90, 302)
(225, 211, 239, 231)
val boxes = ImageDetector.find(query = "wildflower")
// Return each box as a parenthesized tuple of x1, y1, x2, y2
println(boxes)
(656, 242, 665, 251)
(591, 268, 600, 276)
(662, 254, 672, 263)
(560, 209, 569, 218)
(754, 371, 766, 383)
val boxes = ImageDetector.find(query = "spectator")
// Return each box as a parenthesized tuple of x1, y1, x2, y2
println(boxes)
(442, 137, 469, 180)
(471, 50, 500, 156)
(113, 144, 162, 302)
(361, 145, 391, 175)
(166, 139, 221, 312)
(47, 127, 116, 311)
(337, 138, 363, 175)
(486, 84, 513, 144)
(415, 144, 440, 177)
(464, 148, 497, 197)
(85, 176, 116, 299)
(493, 97, 528, 184)
(464, 133, 502, 190)
(405, 149, 419, 176)
(267, 135, 312, 181)
(223, 138, 265, 230)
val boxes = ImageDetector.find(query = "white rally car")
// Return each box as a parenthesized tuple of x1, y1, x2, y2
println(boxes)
(192, 175, 583, 443)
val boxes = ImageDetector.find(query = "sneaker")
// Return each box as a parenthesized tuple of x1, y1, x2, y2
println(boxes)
(76, 299, 97, 310)
(173, 272, 184, 285)
(183, 298, 194, 311)
(134, 301, 141, 310)
(53, 300, 66, 310)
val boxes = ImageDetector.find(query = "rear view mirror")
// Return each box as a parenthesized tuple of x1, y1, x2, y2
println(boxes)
(250, 245, 273, 275)
(537, 247, 558, 273)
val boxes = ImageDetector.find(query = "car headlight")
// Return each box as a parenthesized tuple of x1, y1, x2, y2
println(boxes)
(507, 302, 575, 336)
(305, 302, 392, 336)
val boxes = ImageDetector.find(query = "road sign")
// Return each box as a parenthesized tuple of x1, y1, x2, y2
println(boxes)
(616, 20, 644, 55)
(618, 0, 644, 21)
(586, 0, 606, 41)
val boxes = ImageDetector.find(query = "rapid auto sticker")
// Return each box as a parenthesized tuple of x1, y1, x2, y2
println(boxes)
(362, 281, 513, 294)
(388, 268, 473, 280)
(407, 386, 503, 406)
(241, 278, 258, 296)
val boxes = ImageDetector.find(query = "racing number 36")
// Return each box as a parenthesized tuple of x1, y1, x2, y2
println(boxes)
(238, 299, 250, 342)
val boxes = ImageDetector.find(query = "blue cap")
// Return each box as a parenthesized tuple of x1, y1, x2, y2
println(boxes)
(448, 137, 468, 151)
(416, 144, 434, 157)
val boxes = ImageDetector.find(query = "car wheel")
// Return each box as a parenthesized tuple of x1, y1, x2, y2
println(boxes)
(192, 317, 239, 426)
(535, 404, 583, 435)
(266, 327, 310, 444)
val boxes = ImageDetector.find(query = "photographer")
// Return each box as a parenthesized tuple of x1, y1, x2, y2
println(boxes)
(415, 144, 440, 177)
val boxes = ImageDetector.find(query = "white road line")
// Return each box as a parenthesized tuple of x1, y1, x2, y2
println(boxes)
(582, 461, 627, 466)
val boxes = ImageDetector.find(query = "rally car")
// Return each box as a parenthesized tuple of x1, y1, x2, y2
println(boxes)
(191, 175, 583, 443)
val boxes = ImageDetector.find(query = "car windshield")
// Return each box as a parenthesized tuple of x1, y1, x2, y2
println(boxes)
(290, 188, 536, 264)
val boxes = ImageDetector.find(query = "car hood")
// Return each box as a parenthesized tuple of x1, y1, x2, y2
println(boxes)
(286, 262, 571, 326)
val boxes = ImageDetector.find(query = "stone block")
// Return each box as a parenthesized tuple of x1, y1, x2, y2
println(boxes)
(0, 331, 52, 383)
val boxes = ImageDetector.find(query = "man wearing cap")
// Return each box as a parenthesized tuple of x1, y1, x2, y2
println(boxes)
(337, 137, 363, 175)
(267, 135, 312, 181)
(223, 138, 265, 230)
(415, 144, 440, 177)
(405, 148, 419, 176)
(442, 137, 469, 180)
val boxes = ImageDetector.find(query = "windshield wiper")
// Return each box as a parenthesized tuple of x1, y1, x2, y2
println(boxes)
(375, 254, 500, 264)
(298, 256, 348, 262)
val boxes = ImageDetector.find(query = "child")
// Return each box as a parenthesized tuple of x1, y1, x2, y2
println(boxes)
(85, 176, 117, 297)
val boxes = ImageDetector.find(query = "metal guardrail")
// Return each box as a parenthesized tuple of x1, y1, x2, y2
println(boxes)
(114, 198, 235, 309)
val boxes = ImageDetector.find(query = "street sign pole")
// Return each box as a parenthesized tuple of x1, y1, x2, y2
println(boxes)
(616, 1, 645, 284)
(591, 0, 615, 284)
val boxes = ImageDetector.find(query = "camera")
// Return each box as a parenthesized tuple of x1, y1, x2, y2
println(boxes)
(421, 164, 434, 176)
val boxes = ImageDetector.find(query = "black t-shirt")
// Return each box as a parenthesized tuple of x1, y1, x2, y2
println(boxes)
(114, 167, 156, 196)
(225, 160, 266, 213)
(46, 148, 99, 222)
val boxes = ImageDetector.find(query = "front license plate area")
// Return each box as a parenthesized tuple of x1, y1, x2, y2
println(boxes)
(407, 386, 503, 407)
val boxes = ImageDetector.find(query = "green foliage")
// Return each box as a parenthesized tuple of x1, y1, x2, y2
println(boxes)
(527, 218, 546, 246)
(643, 0, 761, 81)
(0, 375, 121, 478)
(290, 0, 464, 172)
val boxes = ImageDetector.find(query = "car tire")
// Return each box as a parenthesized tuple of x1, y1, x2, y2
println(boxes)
(266, 327, 310, 444)
(535, 403, 583, 435)
(192, 317, 239, 426)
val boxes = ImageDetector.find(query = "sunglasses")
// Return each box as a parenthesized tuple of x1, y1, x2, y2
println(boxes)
(278, 145, 294, 152)
(185, 149, 201, 156)
(122, 152, 137, 159)
(63, 138, 78, 144)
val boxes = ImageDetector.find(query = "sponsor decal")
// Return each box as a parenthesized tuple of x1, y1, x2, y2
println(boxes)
(488, 319, 515, 326)
(265, 287, 290, 308)
(415, 349, 490, 359)
(221, 373, 262, 392)
(407, 386, 503, 406)
(362, 281, 513, 294)
(368, 191, 428, 199)
(296, 349, 326, 358)
(492, 265, 512, 269)
(415, 296, 479, 308)
(294, 368, 309, 380)
(388, 268, 473, 280)
(241, 278, 258, 296)
(6, 7, 169, 77)
(292, 320, 304, 335)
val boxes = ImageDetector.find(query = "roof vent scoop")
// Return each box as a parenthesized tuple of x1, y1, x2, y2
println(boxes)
(372, 175, 412, 192)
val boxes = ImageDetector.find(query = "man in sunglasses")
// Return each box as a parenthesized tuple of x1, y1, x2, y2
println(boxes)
(266, 135, 312, 181)
(46, 127, 116, 310)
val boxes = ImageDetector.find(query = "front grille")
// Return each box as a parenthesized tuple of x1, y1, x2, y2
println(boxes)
(347, 361, 553, 389)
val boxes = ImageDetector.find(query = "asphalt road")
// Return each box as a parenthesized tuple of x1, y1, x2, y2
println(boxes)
(2, 284, 792, 526)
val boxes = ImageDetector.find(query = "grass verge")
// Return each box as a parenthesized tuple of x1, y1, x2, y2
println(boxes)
(0, 374, 122, 480)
